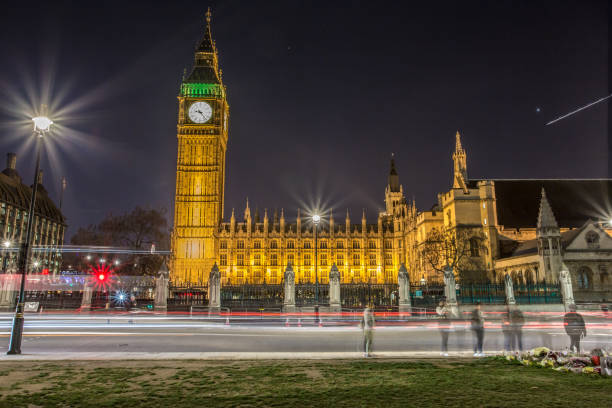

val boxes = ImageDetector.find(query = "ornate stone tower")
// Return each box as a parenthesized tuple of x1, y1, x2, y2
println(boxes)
(172, 9, 229, 283)
(452, 131, 468, 191)
(537, 188, 562, 282)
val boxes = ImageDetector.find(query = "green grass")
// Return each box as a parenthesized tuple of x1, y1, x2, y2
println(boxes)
(0, 358, 609, 407)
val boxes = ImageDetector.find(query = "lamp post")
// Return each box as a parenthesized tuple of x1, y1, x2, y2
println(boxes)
(7, 114, 52, 355)
(312, 214, 320, 306)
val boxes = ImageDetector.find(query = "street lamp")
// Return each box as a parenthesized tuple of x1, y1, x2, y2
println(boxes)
(312, 214, 321, 310)
(7, 112, 52, 355)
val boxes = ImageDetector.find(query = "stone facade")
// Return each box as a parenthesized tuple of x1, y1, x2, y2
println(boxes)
(171, 11, 612, 303)
(0, 153, 65, 275)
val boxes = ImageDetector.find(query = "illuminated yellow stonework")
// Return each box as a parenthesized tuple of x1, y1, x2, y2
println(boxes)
(171, 10, 229, 283)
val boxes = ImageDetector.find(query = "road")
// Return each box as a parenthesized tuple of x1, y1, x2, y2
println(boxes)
(0, 312, 611, 356)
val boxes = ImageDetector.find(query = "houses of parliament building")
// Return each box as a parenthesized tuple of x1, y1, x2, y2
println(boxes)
(172, 11, 612, 301)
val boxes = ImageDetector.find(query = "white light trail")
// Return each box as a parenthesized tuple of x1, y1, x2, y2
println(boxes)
(546, 93, 612, 125)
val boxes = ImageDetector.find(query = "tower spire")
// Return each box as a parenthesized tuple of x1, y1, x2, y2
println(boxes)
(537, 188, 559, 230)
(183, 8, 222, 86)
(452, 131, 468, 191)
(388, 153, 400, 192)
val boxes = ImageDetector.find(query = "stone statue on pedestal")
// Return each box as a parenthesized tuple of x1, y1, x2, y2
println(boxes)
(154, 260, 169, 312)
(208, 263, 221, 310)
(559, 263, 575, 309)
(443, 265, 459, 317)
(329, 264, 341, 312)
(397, 264, 411, 313)
(504, 273, 516, 305)
(81, 283, 93, 312)
(283, 263, 296, 312)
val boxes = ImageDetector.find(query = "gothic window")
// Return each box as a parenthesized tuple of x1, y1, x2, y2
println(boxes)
(220, 240, 227, 249)
(237, 240, 245, 249)
(337, 254, 344, 265)
(304, 241, 311, 249)
(398, 239, 403, 249)
(384, 240, 392, 249)
(369, 254, 377, 266)
(320, 240, 328, 249)
(320, 254, 327, 266)
(336, 241, 344, 249)
(370, 269, 377, 278)
(353, 254, 360, 266)
(254, 240, 261, 249)
(254, 254, 261, 266)
(304, 254, 311, 266)
(577, 266, 592, 289)
(287, 254, 294, 265)
(237, 254, 244, 266)
(599, 265, 608, 283)
(585, 231, 600, 249)
(469, 238, 480, 257)
(384, 254, 392, 266)
(220, 254, 227, 266)
(287, 240, 295, 249)
(270, 254, 277, 266)
(270, 240, 278, 249)
(368, 241, 376, 249)
(352, 241, 360, 249)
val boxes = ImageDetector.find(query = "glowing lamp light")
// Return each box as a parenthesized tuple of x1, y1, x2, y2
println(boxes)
(609, 219, 612, 227)
(312, 214, 321, 225)
(33, 261, 40, 267)
(86, 255, 92, 261)
(32, 116, 53, 132)
(98, 273, 106, 282)
(3, 240, 10, 248)
(114, 259, 120, 266)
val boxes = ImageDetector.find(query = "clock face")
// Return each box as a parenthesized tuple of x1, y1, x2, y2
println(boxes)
(188, 101, 212, 123)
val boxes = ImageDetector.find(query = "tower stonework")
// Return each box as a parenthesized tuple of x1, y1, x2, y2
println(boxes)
(172, 9, 229, 284)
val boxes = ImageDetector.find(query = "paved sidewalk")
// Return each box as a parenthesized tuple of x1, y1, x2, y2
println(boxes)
(0, 350, 498, 361)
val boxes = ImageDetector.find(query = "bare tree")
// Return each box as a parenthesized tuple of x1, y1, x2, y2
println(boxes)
(420, 227, 486, 282)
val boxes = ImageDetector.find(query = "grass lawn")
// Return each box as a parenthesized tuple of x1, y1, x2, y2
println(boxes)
(0, 357, 610, 407)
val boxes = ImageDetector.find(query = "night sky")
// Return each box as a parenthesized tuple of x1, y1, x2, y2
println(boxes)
(0, 1, 609, 240)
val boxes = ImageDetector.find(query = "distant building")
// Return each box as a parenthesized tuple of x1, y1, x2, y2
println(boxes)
(0, 153, 66, 275)
(171, 11, 612, 304)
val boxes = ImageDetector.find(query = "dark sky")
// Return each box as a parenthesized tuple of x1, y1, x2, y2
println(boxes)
(0, 1, 609, 240)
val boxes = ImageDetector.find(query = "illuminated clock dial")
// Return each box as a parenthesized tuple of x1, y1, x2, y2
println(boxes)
(188, 101, 212, 123)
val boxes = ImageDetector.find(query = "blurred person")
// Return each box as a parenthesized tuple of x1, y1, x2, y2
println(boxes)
(501, 305, 513, 353)
(360, 307, 375, 357)
(510, 305, 525, 352)
(436, 299, 451, 356)
(564, 304, 586, 353)
(470, 302, 485, 357)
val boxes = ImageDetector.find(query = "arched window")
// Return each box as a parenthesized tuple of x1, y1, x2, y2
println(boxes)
(353, 240, 360, 249)
(270, 240, 278, 249)
(577, 266, 592, 289)
(254, 240, 261, 249)
(469, 238, 480, 257)
(304, 241, 311, 249)
(287, 240, 295, 249)
(336, 241, 344, 249)
(368, 240, 376, 249)
(585, 231, 600, 249)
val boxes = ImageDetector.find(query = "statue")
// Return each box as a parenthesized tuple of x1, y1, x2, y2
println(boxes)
(443, 265, 458, 317)
(504, 273, 516, 305)
(283, 263, 296, 312)
(397, 264, 411, 313)
(559, 263, 574, 309)
(329, 264, 341, 312)
(154, 260, 169, 311)
(208, 263, 221, 310)
(81, 283, 93, 312)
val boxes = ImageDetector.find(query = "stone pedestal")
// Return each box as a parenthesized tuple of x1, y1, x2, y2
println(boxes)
(81, 284, 93, 312)
(208, 263, 221, 311)
(0, 274, 17, 309)
(398, 263, 411, 314)
(559, 263, 575, 310)
(283, 263, 296, 313)
(154, 261, 169, 312)
(443, 266, 459, 317)
(504, 273, 516, 305)
(328, 264, 341, 312)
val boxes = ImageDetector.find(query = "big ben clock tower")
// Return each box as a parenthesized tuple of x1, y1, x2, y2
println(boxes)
(172, 8, 229, 283)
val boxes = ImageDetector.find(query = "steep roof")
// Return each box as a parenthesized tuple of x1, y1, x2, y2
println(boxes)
(0, 170, 65, 224)
(471, 179, 612, 229)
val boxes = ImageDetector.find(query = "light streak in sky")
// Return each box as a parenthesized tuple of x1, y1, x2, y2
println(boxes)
(546, 93, 612, 125)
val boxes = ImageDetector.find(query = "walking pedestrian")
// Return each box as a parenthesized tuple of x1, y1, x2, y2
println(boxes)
(360, 307, 375, 357)
(502, 305, 513, 353)
(510, 305, 524, 352)
(563, 304, 586, 353)
(470, 302, 485, 357)
(436, 300, 451, 356)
